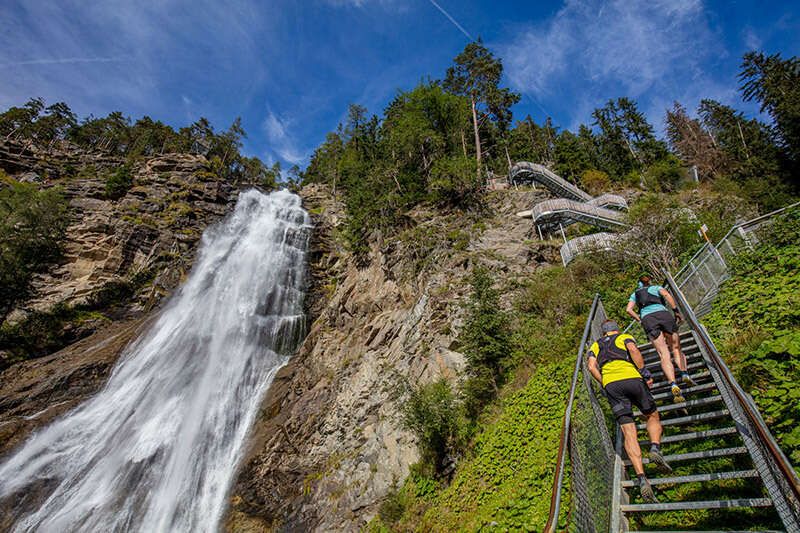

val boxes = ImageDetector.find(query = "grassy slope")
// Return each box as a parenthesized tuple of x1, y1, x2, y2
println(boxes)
(703, 207, 800, 465)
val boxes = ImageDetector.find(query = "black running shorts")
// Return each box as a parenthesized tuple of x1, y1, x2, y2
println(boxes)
(641, 309, 678, 340)
(604, 377, 657, 425)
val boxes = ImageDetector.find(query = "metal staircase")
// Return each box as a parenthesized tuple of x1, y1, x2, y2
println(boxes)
(613, 327, 793, 531)
(544, 273, 800, 533)
(509, 161, 593, 202)
(531, 198, 628, 233)
(509, 161, 629, 252)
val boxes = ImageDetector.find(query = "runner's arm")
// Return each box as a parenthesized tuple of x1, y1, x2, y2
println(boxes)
(659, 287, 683, 322)
(587, 355, 603, 385)
(626, 300, 640, 322)
(626, 339, 653, 386)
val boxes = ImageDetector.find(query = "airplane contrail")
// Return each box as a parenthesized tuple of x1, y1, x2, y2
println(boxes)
(428, 0, 473, 40)
(0, 56, 128, 69)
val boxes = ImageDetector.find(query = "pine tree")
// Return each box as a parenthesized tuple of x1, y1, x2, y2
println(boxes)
(444, 39, 520, 177)
(739, 51, 800, 170)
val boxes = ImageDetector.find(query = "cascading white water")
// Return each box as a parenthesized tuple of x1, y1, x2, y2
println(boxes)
(0, 189, 311, 533)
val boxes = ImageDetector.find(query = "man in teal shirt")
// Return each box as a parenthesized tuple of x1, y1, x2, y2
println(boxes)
(626, 275, 694, 404)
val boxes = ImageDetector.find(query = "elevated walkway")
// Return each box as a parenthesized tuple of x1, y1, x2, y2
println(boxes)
(510, 162, 628, 248)
(531, 198, 627, 234)
(544, 274, 800, 532)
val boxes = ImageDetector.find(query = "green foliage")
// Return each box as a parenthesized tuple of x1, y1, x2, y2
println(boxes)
(401, 379, 464, 474)
(704, 207, 800, 463)
(621, 193, 702, 274)
(0, 304, 109, 365)
(443, 38, 520, 141)
(459, 267, 512, 421)
(105, 163, 134, 199)
(0, 266, 154, 362)
(740, 51, 800, 170)
(642, 155, 685, 191)
(553, 130, 593, 181)
(461, 267, 510, 373)
(580, 169, 611, 195)
(0, 178, 69, 321)
(592, 97, 669, 179)
(0, 98, 274, 188)
(414, 359, 572, 532)
(0, 98, 77, 143)
(428, 156, 480, 207)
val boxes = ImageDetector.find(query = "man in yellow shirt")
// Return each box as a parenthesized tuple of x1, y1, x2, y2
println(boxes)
(587, 319, 671, 503)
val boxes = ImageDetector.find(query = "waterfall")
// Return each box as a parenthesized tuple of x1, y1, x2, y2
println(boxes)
(0, 189, 311, 532)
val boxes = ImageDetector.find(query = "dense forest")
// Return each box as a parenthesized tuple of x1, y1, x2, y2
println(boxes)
(301, 43, 798, 257)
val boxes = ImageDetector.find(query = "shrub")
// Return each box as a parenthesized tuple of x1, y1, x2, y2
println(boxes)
(642, 155, 686, 191)
(401, 379, 464, 474)
(580, 169, 611, 195)
(459, 266, 511, 420)
(704, 206, 800, 462)
(428, 156, 480, 207)
(0, 179, 69, 322)
(105, 163, 134, 199)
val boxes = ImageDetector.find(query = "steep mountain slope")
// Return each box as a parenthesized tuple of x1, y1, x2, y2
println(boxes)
(227, 185, 561, 531)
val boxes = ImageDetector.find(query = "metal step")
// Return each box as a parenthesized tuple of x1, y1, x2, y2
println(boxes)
(621, 497, 772, 512)
(621, 469, 759, 487)
(639, 426, 739, 446)
(652, 382, 717, 401)
(641, 342, 700, 360)
(650, 370, 711, 393)
(649, 360, 706, 378)
(624, 446, 748, 466)
(637, 409, 730, 429)
(634, 395, 723, 416)
(644, 353, 702, 368)
(644, 348, 701, 365)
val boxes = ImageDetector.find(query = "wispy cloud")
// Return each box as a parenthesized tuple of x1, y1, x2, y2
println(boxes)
(427, 0, 473, 40)
(498, 0, 728, 129)
(263, 109, 306, 165)
(743, 27, 762, 51)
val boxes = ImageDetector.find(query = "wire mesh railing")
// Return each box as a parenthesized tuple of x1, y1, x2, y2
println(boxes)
(531, 198, 628, 233)
(673, 200, 800, 311)
(664, 271, 800, 530)
(545, 296, 615, 532)
(560, 233, 621, 266)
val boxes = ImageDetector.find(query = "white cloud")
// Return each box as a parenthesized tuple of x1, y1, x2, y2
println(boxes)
(499, 0, 727, 128)
(262, 109, 306, 165)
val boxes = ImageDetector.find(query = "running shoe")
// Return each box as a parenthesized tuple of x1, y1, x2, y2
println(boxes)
(671, 383, 686, 404)
(649, 449, 673, 474)
(639, 478, 657, 503)
(681, 372, 697, 387)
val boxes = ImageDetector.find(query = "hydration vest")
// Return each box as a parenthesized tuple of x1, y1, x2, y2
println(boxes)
(635, 286, 665, 311)
(596, 333, 631, 371)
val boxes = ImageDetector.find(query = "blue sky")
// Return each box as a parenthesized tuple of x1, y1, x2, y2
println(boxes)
(1, 0, 798, 169)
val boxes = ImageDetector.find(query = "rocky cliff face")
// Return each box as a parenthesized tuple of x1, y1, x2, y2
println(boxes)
(0, 140, 239, 454)
(0, 139, 237, 362)
(227, 185, 559, 532)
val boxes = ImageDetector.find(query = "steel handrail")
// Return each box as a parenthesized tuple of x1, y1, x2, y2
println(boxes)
(715, 200, 800, 247)
(543, 293, 601, 533)
(663, 270, 800, 507)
